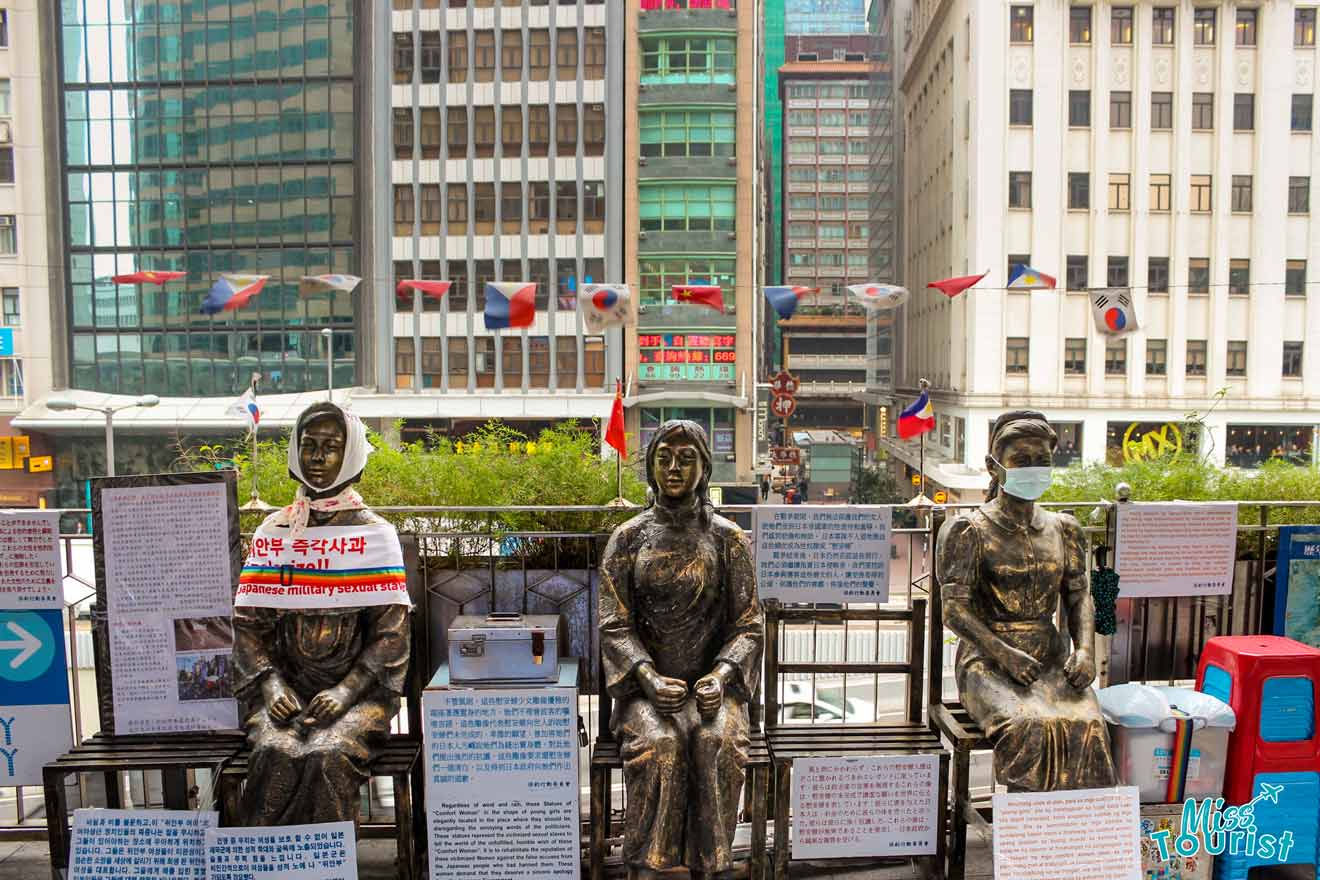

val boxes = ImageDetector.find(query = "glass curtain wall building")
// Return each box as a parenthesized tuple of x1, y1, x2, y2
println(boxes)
(57, 0, 358, 396)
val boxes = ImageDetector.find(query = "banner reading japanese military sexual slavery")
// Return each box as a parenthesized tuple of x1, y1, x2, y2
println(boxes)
(236, 523, 411, 609)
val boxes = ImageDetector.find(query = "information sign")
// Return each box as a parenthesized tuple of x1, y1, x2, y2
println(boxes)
(70, 809, 215, 880)
(206, 822, 358, 880)
(753, 504, 891, 602)
(1114, 502, 1238, 598)
(992, 787, 1141, 880)
(791, 755, 940, 859)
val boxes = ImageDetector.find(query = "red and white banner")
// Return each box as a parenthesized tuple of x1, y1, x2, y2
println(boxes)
(236, 523, 411, 609)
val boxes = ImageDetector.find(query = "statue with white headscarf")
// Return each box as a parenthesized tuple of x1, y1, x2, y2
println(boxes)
(232, 402, 411, 825)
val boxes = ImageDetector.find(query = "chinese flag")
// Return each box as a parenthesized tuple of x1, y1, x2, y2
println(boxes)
(113, 270, 187, 285)
(672, 284, 725, 313)
(927, 270, 988, 298)
(605, 381, 626, 456)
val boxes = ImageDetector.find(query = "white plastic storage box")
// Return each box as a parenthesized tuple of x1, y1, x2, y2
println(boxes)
(447, 612, 564, 683)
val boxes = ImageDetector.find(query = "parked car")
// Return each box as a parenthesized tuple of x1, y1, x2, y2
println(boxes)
(777, 682, 874, 724)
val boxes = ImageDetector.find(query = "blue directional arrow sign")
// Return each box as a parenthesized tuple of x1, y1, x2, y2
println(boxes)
(0, 611, 69, 700)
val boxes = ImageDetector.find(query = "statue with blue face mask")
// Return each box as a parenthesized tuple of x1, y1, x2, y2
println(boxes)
(935, 411, 1116, 792)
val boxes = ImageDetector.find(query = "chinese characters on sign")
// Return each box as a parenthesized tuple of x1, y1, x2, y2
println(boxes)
(70, 809, 215, 880)
(101, 482, 239, 734)
(637, 332, 737, 382)
(992, 787, 1141, 880)
(1114, 503, 1238, 598)
(753, 505, 891, 603)
(791, 755, 940, 859)
(206, 822, 357, 880)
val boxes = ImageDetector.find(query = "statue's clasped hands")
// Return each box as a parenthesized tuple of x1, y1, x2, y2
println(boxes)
(638, 660, 735, 722)
(262, 672, 359, 733)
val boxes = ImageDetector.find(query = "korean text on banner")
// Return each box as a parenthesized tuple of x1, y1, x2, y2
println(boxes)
(1114, 502, 1238, 598)
(71, 809, 216, 880)
(206, 822, 357, 880)
(992, 787, 1141, 880)
(753, 505, 891, 603)
(236, 524, 410, 609)
(0, 510, 62, 608)
(791, 755, 941, 860)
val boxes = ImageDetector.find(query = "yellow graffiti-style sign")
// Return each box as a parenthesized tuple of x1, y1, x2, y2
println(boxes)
(1122, 422, 1183, 463)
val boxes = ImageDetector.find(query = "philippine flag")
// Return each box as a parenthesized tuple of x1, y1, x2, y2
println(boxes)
(299, 274, 362, 296)
(202, 274, 269, 314)
(672, 284, 725, 313)
(1006, 264, 1057, 289)
(1091, 289, 1139, 335)
(112, 270, 186, 285)
(581, 284, 632, 334)
(897, 390, 936, 440)
(847, 283, 910, 310)
(397, 279, 453, 299)
(763, 286, 819, 320)
(484, 282, 537, 330)
(227, 388, 261, 430)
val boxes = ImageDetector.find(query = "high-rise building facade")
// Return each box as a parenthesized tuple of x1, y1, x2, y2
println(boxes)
(896, 0, 1320, 500)
(785, 0, 868, 35)
(626, 1, 762, 499)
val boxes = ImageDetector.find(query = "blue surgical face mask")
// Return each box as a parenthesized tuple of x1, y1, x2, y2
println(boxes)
(992, 458, 1053, 501)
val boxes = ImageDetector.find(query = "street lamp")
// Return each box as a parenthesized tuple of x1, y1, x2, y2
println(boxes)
(46, 394, 160, 477)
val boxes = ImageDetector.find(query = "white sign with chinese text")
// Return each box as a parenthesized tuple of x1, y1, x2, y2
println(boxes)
(992, 786, 1142, 880)
(753, 505, 891, 603)
(791, 754, 940, 859)
(423, 666, 580, 879)
(236, 524, 410, 609)
(102, 483, 239, 734)
(0, 510, 62, 608)
(1114, 502, 1238, 598)
(205, 822, 357, 880)
(70, 808, 216, 880)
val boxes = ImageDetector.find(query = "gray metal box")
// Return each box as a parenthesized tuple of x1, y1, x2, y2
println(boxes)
(447, 613, 564, 683)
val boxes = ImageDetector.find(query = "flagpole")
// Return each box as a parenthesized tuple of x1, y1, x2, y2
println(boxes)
(918, 377, 930, 500)
(241, 372, 266, 511)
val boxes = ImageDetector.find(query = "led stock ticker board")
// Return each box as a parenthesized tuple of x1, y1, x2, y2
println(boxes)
(637, 332, 737, 381)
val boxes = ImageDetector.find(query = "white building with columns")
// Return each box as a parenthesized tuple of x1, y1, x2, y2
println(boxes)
(891, 0, 1320, 499)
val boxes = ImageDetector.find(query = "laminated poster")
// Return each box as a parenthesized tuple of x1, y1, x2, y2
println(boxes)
(70, 808, 216, 880)
(1274, 526, 1320, 649)
(992, 786, 1141, 880)
(791, 754, 940, 859)
(206, 822, 357, 880)
(1114, 503, 1238, 598)
(753, 504, 891, 603)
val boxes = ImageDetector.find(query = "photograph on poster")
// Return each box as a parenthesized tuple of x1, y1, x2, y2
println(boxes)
(175, 653, 234, 702)
(173, 616, 234, 652)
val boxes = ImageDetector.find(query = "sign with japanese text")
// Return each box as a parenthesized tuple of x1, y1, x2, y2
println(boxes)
(753, 505, 891, 603)
(0, 511, 61, 609)
(423, 663, 580, 879)
(1114, 503, 1238, 598)
(237, 524, 410, 609)
(205, 822, 357, 880)
(791, 755, 940, 859)
(71, 809, 216, 880)
(992, 787, 1141, 880)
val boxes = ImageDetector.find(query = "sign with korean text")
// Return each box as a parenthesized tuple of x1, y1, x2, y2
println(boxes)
(753, 505, 891, 602)
(94, 473, 240, 735)
(1114, 502, 1238, 598)
(992, 787, 1141, 880)
(70, 809, 216, 880)
(791, 755, 940, 859)
(205, 822, 357, 880)
(423, 663, 580, 879)
(237, 524, 410, 609)
(638, 332, 736, 382)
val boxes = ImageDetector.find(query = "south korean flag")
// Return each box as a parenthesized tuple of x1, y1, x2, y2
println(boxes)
(1091, 289, 1139, 335)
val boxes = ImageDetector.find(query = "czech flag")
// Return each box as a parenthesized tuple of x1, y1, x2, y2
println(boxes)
(397, 279, 453, 299)
(897, 390, 936, 439)
(605, 380, 626, 456)
(1091, 289, 1139, 335)
(227, 387, 261, 430)
(484, 282, 537, 329)
(581, 284, 632, 334)
(1007, 264, 1057, 289)
(763, 286, 818, 320)
(672, 284, 724, 314)
(927, 270, 988, 298)
(299, 274, 361, 296)
(202, 274, 269, 314)
(112, 270, 186, 285)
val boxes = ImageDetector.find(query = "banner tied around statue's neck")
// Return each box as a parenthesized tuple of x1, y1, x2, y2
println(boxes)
(236, 522, 411, 609)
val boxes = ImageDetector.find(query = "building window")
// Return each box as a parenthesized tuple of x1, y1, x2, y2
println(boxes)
(1229, 259, 1250, 295)
(1289, 176, 1310, 213)
(1, 288, 17, 326)
(556, 28, 578, 80)
(1006, 338, 1030, 374)
(1009, 89, 1033, 126)
(555, 103, 577, 153)
(1105, 339, 1127, 375)
(1153, 7, 1175, 44)
(529, 30, 551, 80)
(0, 216, 14, 255)
(1146, 339, 1168, 376)
(1069, 90, 1091, 126)
(638, 257, 736, 307)
(1109, 173, 1130, 211)
(641, 36, 736, 84)
(1190, 174, 1212, 212)
(473, 182, 497, 227)
(1064, 338, 1087, 375)
(1236, 8, 1257, 45)
(0, 359, 21, 399)
(447, 107, 468, 157)
(448, 31, 468, 83)
(1149, 173, 1171, 212)
(1112, 6, 1134, 44)
(1007, 254, 1031, 280)
(584, 28, 606, 79)
(1189, 258, 1210, 293)
(640, 109, 736, 158)
(1227, 341, 1247, 377)
(0, 10, 7, 48)
(1186, 340, 1208, 377)
(392, 185, 414, 234)
(393, 108, 414, 160)
(501, 106, 523, 157)
(1010, 6, 1034, 42)
(1283, 341, 1304, 377)
(472, 107, 495, 158)
(1066, 255, 1088, 290)
(420, 108, 442, 159)
(393, 33, 414, 83)
(1110, 91, 1132, 129)
(639, 182, 737, 232)
(1193, 8, 1216, 45)
(473, 31, 496, 82)
(1107, 256, 1129, 288)
(1148, 257, 1170, 293)
(1151, 92, 1173, 129)
(1231, 175, 1253, 213)
(501, 182, 523, 232)
(584, 104, 605, 155)
(583, 181, 605, 228)
(1070, 6, 1092, 43)
(1233, 93, 1255, 131)
(1227, 424, 1314, 467)
(1068, 173, 1090, 210)
(1297, 8, 1317, 46)
(501, 29, 523, 81)
(1008, 171, 1032, 208)
(0, 147, 12, 185)
(445, 183, 467, 232)
(1192, 92, 1214, 130)
(1293, 94, 1313, 131)
(1287, 259, 1307, 296)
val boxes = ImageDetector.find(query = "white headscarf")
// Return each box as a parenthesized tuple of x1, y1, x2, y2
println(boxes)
(264, 402, 374, 537)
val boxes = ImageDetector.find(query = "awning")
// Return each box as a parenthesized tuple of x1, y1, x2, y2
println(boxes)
(624, 390, 751, 410)
(878, 435, 991, 492)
